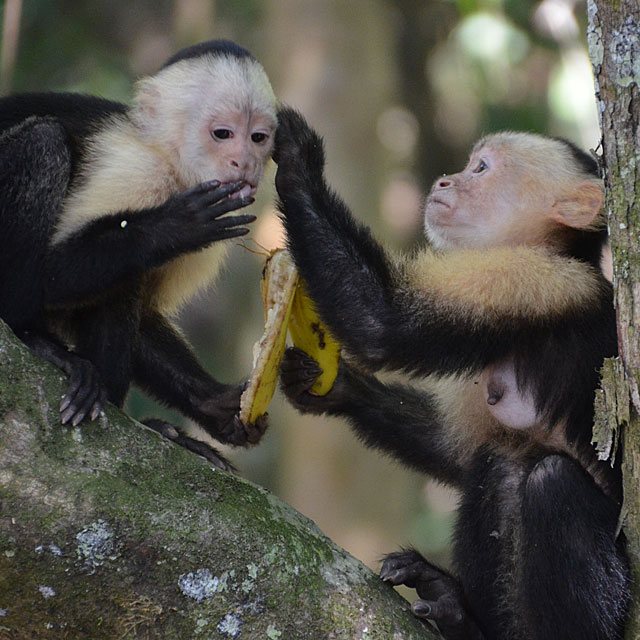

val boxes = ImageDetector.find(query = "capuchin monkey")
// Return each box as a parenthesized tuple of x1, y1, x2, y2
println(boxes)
(275, 108, 629, 640)
(0, 40, 277, 468)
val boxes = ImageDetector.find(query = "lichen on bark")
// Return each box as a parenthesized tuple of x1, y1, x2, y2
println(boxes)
(0, 321, 438, 639)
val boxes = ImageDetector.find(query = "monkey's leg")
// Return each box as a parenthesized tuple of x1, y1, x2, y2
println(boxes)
(70, 291, 142, 408)
(520, 454, 630, 640)
(280, 347, 465, 484)
(133, 311, 267, 447)
(380, 549, 485, 640)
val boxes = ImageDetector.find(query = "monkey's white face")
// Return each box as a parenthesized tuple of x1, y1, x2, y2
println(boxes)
(136, 54, 277, 199)
(179, 104, 276, 197)
(423, 142, 551, 251)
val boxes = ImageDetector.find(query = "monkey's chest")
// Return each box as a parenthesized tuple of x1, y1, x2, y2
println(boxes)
(148, 242, 231, 315)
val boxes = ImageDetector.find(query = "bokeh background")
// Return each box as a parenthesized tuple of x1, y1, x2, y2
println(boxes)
(1, 0, 599, 575)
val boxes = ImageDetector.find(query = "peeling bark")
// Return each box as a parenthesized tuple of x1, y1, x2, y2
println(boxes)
(588, 1, 640, 637)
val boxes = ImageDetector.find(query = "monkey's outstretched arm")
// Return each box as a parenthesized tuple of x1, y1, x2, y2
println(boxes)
(280, 347, 467, 484)
(44, 181, 255, 306)
(275, 108, 614, 380)
(133, 312, 266, 446)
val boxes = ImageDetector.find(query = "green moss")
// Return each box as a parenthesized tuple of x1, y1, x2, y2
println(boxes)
(0, 324, 437, 638)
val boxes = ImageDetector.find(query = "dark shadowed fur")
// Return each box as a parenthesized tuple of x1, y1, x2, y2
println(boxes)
(275, 107, 629, 640)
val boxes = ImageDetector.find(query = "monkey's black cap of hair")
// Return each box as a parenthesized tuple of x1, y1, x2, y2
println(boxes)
(551, 136, 600, 178)
(161, 39, 255, 69)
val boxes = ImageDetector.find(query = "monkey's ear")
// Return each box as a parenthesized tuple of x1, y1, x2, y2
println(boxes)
(134, 81, 161, 127)
(550, 182, 603, 229)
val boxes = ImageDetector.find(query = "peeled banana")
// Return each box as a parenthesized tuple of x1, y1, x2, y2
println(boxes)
(239, 249, 341, 424)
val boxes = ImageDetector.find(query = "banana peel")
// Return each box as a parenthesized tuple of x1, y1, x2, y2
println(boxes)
(239, 249, 341, 425)
(288, 281, 341, 396)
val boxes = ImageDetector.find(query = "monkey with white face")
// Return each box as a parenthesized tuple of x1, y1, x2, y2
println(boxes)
(0, 40, 276, 466)
(275, 110, 629, 640)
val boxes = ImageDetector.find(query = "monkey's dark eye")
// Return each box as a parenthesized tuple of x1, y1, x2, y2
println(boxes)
(212, 129, 232, 140)
(473, 160, 488, 173)
(251, 132, 268, 144)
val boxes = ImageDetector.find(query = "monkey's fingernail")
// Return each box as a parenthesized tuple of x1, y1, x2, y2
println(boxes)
(61, 406, 76, 424)
(381, 569, 398, 582)
(72, 413, 86, 427)
(90, 407, 101, 421)
(412, 601, 432, 617)
(60, 396, 71, 411)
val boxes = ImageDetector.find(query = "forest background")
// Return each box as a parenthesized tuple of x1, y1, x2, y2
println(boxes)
(0, 0, 599, 574)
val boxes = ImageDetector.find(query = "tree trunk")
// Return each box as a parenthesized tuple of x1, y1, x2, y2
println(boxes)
(587, 1, 640, 636)
(0, 320, 438, 639)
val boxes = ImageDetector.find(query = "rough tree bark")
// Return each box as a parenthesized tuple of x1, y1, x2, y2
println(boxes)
(0, 320, 437, 639)
(587, 1, 640, 637)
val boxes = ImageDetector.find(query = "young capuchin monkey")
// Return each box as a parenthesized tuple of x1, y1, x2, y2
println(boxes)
(275, 108, 629, 640)
(0, 40, 277, 468)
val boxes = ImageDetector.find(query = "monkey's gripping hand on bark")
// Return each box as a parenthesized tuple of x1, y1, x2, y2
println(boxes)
(380, 550, 485, 640)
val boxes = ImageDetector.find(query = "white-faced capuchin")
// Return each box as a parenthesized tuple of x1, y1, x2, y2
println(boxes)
(0, 40, 277, 468)
(274, 108, 629, 640)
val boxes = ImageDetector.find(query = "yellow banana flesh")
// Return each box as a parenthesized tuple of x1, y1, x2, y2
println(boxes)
(288, 281, 341, 396)
(239, 249, 341, 424)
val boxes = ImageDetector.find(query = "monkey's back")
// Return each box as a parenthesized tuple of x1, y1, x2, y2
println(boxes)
(0, 92, 127, 165)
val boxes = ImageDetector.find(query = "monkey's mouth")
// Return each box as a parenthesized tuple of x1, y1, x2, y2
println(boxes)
(228, 182, 257, 200)
(427, 196, 451, 210)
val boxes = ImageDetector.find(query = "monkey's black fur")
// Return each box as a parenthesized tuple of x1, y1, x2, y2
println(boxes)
(161, 38, 255, 68)
(275, 108, 629, 640)
(0, 41, 267, 462)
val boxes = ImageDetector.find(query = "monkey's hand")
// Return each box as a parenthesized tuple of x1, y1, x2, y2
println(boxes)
(154, 180, 257, 257)
(195, 383, 268, 446)
(21, 331, 107, 426)
(381, 550, 485, 640)
(279, 347, 350, 415)
(273, 108, 326, 201)
(58, 355, 108, 426)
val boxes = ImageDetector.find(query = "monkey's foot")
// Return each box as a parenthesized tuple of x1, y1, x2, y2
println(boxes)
(381, 549, 485, 640)
(143, 418, 235, 472)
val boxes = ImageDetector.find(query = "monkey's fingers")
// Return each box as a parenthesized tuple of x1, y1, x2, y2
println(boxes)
(411, 596, 482, 640)
(190, 179, 246, 208)
(274, 108, 326, 199)
(60, 358, 107, 426)
(198, 197, 255, 223)
(143, 419, 236, 472)
(380, 549, 442, 587)
(280, 347, 323, 398)
(197, 213, 256, 244)
(380, 558, 425, 589)
(273, 107, 322, 164)
(241, 413, 268, 445)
